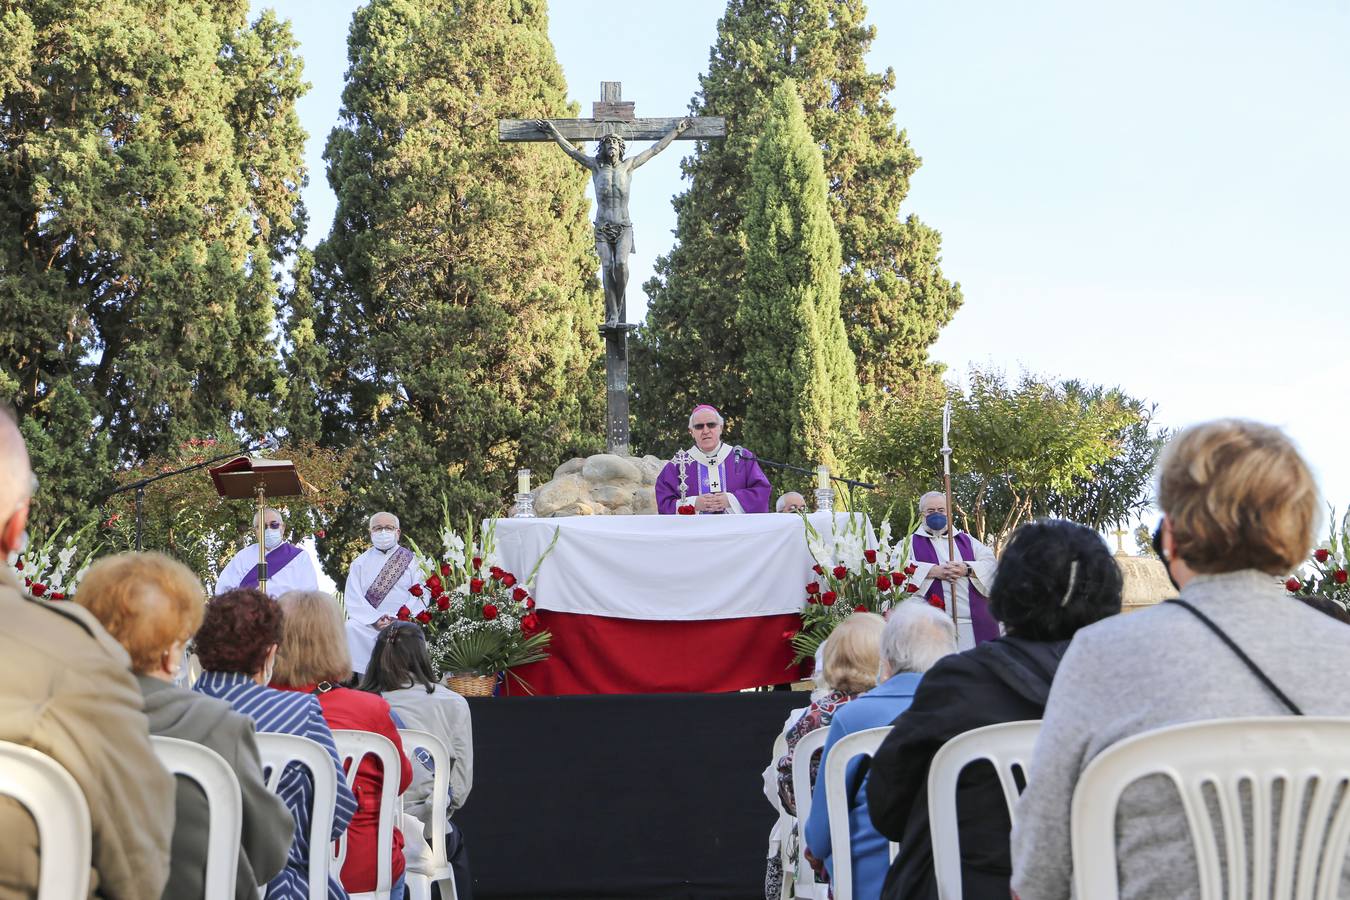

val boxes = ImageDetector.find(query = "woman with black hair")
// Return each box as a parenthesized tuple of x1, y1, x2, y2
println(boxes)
(866, 519, 1123, 900)
(360, 622, 474, 900)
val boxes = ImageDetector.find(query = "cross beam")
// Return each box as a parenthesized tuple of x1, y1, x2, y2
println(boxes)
(499, 116, 726, 142)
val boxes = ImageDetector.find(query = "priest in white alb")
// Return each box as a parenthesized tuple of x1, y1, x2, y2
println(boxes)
(215, 506, 319, 597)
(344, 511, 426, 675)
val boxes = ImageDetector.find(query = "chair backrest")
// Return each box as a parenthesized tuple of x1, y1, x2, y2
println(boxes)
(1071, 717, 1350, 900)
(151, 736, 243, 900)
(927, 720, 1042, 900)
(331, 729, 401, 900)
(255, 732, 339, 900)
(0, 741, 92, 900)
(790, 727, 830, 900)
(397, 728, 452, 879)
(821, 726, 893, 900)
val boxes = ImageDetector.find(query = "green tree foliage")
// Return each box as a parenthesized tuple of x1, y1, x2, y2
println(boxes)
(0, 0, 308, 532)
(306, 0, 604, 574)
(852, 369, 1161, 548)
(631, 0, 962, 456)
(737, 80, 858, 474)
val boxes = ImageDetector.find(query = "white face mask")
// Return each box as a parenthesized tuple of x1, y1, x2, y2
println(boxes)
(262, 527, 284, 550)
(371, 531, 398, 551)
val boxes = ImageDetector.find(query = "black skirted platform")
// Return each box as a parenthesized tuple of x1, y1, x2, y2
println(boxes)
(455, 691, 807, 899)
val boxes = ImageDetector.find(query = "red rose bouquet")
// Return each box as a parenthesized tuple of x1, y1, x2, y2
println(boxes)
(1285, 506, 1350, 614)
(9, 519, 97, 602)
(790, 512, 917, 664)
(406, 512, 558, 690)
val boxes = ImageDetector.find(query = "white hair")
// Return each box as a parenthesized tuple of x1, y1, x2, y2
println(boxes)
(775, 492, 805, 512)
(919, 491, 947, 511)
(368, 511, 400, 529)
(252, 506, 283, 527)
(687, 407, 725, 428)
(879, 599, 957, 680)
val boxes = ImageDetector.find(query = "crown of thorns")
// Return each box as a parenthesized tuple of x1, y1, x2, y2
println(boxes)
(600, 133, 626, 150)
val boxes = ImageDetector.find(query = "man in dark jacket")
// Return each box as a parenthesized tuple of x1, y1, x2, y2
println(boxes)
(866, 520, 1123, 900)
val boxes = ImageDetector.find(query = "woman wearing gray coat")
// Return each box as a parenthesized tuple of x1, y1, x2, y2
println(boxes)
(1010, 419, 1350, 900)
(77, 551, 293, 900)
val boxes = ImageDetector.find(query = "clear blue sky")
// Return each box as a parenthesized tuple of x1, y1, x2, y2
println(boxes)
(252, 0, 1350, 519)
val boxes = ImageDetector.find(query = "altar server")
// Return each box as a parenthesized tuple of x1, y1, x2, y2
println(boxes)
(655, 404, 772, 514)
(903, 491, 998, 649)
(215, 506, 319, 598)
(345, 511, 426, 675)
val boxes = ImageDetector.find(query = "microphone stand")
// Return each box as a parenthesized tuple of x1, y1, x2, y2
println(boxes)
(752, 455, 877, 491)
(99, 441, 271, 551)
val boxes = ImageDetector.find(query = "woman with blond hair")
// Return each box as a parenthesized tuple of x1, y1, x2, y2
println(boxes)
(272, 590, 413, 899)
(76, 552, 293, 899)
(1011, 420, 1350, 900)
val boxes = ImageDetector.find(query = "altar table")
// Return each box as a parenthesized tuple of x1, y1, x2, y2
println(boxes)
(493, 512, 859, 694)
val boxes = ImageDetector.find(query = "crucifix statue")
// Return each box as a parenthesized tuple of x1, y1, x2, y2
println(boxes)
(499, 82, 726, 456)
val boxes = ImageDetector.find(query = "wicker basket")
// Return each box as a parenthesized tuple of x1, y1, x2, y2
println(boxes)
(445, 673, 497, 697)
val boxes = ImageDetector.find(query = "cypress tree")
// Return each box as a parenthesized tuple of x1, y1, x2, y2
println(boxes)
(0, 0, 308, 530)
(631, 0, 961, 457)
(309, 0, 604, 563)
(738, 80, 857, 474)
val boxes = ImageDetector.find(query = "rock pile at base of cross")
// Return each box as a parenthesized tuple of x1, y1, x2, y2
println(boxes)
(532, 453, 664, 516)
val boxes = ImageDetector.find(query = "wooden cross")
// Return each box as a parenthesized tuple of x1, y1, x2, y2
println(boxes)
(498, 83, 726, 457)
(499, 81, 725, 143)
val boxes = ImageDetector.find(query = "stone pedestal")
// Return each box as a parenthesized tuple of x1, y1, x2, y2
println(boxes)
(1116, 553, 1172, 612)
(532, 453, 664, 517)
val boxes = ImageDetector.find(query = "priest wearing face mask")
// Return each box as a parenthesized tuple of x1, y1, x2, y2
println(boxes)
(655, 404, 772, 515)
(904, 491, 999, 650)
(214, 506, 319, 598)
(344, 512, 426, 676)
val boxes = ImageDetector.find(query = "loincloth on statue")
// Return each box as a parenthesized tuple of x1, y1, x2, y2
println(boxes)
(594, 221, 635, 255)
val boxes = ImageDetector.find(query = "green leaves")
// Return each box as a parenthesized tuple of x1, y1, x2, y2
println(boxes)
(851, 368, 1164, 547)
(737, 80, 858, 477)
(304, 0, 604, 574)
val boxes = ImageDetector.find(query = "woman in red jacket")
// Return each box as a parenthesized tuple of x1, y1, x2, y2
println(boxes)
(273, 589, 413, 897)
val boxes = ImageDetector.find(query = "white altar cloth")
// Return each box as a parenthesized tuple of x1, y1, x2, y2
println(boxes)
(491, 512, 861, 621)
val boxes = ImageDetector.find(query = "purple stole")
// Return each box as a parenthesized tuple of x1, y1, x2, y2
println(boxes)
(910, 532, 1000, 645)
(240, 542, 303, 590)
(364, 546, 414, 609)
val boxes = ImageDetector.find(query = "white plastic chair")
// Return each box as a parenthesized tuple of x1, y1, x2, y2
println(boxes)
(766, 731, 794, 900)
(398, 728, 458, 900)
(151, 736, 243, 900)
(790, 727, 831, 900)
(255, 732, 340, 900)
(821, 725, 894, 900)
(332, 729, 402, 900)
(927, 720, 1042, 900)
(0, 741, 92, 900)
(1071, 717, 1350, 900)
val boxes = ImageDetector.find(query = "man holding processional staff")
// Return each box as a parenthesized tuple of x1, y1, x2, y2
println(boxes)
(902, 403, 999, 649)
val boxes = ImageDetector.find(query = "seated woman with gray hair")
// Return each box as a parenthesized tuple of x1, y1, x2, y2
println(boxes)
(804, 600, 958, 899)
(869, 519, 1123, 900)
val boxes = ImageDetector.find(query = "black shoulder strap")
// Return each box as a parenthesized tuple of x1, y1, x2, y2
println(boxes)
(1165, 599, 1303, 716)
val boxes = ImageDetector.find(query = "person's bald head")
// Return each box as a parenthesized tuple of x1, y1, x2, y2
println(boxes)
(0, 407, 34, 555)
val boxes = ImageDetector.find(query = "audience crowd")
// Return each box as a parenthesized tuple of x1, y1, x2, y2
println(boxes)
(3, 405, 1350, 900)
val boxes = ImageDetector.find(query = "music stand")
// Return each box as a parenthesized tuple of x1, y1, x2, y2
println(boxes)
(209, 457, 303, 595)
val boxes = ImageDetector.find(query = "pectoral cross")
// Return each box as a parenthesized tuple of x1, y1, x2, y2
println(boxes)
(499, 83, 726, 457)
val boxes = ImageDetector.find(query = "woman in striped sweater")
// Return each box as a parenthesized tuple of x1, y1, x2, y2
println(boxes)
(194, 588, 358, 900)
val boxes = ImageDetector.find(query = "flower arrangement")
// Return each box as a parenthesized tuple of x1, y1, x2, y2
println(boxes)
(8, 520, 98, 600)
(1286, 506, 1350, 613)
(789, 512, 918, 664)
(403, 512, 557, 691)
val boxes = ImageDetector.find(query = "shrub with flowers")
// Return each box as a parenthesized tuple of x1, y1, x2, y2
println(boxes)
(789, 512, 919, 664)
(403, 513, 557, 690)
(1286, 506, 1350, 614)
(8, 520, 98, 601)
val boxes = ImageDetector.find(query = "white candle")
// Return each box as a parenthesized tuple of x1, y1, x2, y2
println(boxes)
(517, 469, 530, 494)
(817, 465, 829, 491)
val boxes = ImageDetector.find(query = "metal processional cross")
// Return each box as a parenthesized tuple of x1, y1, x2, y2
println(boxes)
(499, 82, 726, 456)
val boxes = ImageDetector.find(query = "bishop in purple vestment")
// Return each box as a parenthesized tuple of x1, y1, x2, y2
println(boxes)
(655, 405, 772, 515)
